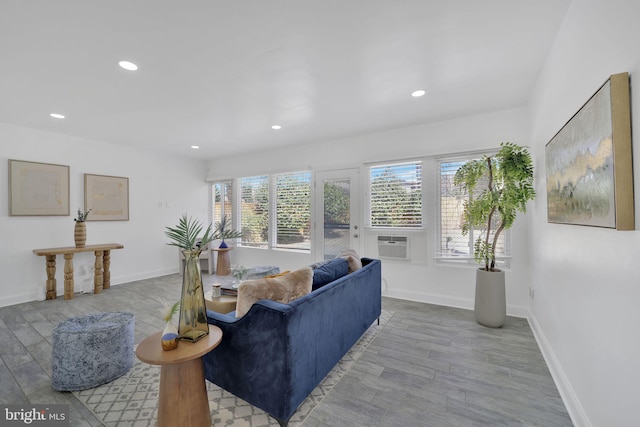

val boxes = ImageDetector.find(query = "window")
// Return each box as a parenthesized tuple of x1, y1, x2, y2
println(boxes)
(274, 171, 311, 251)
(211, 181, 232, 225)
(438, 155, 508, 264)
(368, 161, 422, 228)
(236, 171, 312, 252)
(238, 175, 269, 248)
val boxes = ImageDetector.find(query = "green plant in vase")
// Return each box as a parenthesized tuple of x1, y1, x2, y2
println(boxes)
(453, 142, 535, 328)
(165, 214, 213, 342)
(74, 208, 92, 222)
(231, 265, 249, 283)
(453, 142, 535, 271)
(73, 208, 91, 248)
(213, 215, 242, 248)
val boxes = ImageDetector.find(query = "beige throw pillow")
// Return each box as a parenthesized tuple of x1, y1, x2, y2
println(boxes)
(337, 249, 362, 273)
(235, 267, 313, 317)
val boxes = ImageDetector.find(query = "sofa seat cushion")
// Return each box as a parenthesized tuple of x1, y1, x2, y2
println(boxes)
(236, 267, 312, 317)
(312, 258, 348, 291)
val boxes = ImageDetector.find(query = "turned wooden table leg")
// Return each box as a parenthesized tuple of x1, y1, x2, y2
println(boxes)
(102, 250, 111, 289)
(94, 250, 104, 294)
(63, 254, 74, 300)
(45, 255, 57, 300)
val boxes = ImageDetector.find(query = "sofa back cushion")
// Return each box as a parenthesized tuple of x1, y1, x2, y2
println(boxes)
(236, 267, 313, 317)
(311, 258, 349, 291)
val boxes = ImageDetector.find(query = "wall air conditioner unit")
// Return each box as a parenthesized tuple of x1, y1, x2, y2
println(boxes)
(377, 235, 409, 260)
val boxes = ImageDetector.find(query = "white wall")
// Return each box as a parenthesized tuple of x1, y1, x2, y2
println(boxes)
(0, 123, 209, 307)
(528, 1, 640, 426)
(207, 107, 533, 316)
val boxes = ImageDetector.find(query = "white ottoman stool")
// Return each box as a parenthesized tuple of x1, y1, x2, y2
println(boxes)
(52, 312, 135, 391)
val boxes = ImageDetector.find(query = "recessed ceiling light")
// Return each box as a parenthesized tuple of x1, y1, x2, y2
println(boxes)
(50, 113, 65, 119)
(118, 60, 138, 71)
(271, 125, 282, 130)
(411, 90, 426, 97)
(190, 145, 200, 149)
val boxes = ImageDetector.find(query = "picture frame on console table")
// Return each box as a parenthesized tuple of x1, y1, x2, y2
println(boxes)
(8, 159, 70, 216)
(545, 72, 634, 230)
(84, 173, 130, 221)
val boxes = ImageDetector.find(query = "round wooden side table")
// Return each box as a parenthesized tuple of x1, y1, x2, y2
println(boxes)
(136, 325, 223, 427)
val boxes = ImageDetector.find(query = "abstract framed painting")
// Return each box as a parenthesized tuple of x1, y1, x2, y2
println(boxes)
(84, 174, 129, 221)
(8, 159, 70, 216)
(545, 72, 634, 230)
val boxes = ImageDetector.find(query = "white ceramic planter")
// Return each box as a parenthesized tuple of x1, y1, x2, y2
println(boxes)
(474, 268, 506, 328)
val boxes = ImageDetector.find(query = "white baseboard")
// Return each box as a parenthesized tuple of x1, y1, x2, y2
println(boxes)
(0, 268, 179, 308)
(528, 314, 591, 427)
(0, 290, 40, 308)
(109, 267, 178, 285)
(382, 290, 583, 425)
(382, 289, 529, 319)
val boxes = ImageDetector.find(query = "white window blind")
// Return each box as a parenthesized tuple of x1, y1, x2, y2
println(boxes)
(275, 171, 311, 251)
(212, 181, 232, 225)
(369, 161, 422, 228)
(439, 157, 506, 260)
(238, 175, 269, 249)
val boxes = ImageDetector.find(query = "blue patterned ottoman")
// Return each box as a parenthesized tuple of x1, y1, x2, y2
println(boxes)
(52, 312, 135, 391)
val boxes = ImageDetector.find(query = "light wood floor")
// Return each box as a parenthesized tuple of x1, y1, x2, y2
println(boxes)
(0, 274, 572, 426)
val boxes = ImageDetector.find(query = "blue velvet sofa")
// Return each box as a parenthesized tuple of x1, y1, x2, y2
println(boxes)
(203, 258, 382, 426)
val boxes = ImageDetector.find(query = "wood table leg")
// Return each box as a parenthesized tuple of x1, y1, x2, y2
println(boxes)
(157, 358, 210, 427)
(94, 250, 104, 294)
(216, 251, 231, 276)
(63, 254, 74, 300)
(102, 250, 111, 289)
(45, 255, 57, 300)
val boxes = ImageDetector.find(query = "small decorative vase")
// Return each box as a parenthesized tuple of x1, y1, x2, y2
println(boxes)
(219, 240, 228, 248)
(178, 250, 209, 342)
(74, 222, 86, 248)
(161, 320, 179, 351)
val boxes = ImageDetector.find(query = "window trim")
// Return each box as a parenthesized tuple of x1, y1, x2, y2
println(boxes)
(365, 159, 424, 229)
(272, 170, 312, 253)
(210, 180, 233, 226)
(237, 175, 270, 249)
(234, 170, 312, 253)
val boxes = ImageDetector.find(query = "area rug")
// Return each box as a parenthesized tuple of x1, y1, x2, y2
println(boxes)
(74, 310, 392, 427)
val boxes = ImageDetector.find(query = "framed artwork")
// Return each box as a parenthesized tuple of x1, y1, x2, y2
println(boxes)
(545, 72, 634, 230)
(84, 174, 129, 221)
(9, 159, 70, 216)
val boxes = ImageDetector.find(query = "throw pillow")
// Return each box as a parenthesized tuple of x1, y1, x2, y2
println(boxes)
(337, 248, 362, 273)
(312, 258, 348, 291)
(235, 267, 312, 317)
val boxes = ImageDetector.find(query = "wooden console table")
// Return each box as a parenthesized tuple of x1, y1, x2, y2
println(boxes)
(33, 243, 124, 300)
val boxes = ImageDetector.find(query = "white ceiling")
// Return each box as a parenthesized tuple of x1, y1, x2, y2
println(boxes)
(0, 1, 572, 160)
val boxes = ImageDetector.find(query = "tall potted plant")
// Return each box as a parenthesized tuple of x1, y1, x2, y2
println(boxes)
(454, 142, 535, 327)
(165, 214, 214, 342)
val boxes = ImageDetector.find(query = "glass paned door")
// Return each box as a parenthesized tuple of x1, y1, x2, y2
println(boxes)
(314, 170, 360, 260)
